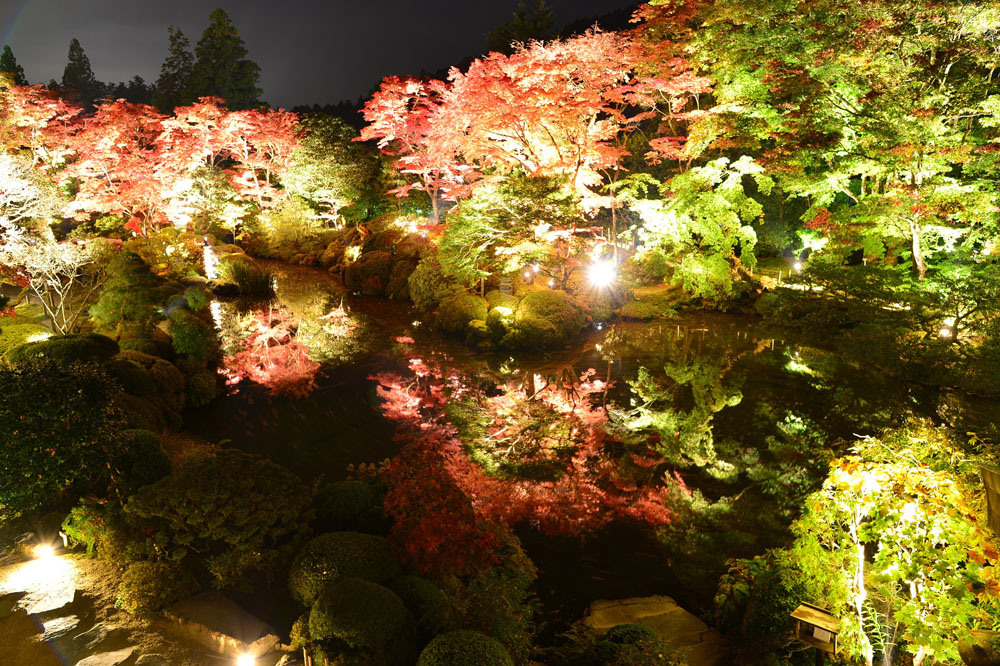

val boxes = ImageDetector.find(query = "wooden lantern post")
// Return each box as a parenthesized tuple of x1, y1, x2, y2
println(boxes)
(791, 602, 841, 665)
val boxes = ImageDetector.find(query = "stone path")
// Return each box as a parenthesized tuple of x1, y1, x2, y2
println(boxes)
(583, 595, 731, 666)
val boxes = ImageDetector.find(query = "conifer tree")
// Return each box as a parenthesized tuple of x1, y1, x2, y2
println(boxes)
(189, 9, 262, 110)
(152, 26, 194, 113)
(61, 38, 102, 109)
(0, 45, 27, 85)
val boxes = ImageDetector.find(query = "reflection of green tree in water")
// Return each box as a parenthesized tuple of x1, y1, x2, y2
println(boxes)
(608, 331, 745, 478)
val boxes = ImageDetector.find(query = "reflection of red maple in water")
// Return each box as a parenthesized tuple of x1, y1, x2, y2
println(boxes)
(220, 307, 321, 398)
(373, 356, 672, 564)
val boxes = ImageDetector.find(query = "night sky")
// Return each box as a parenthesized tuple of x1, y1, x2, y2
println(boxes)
(0, 0, 638, 109)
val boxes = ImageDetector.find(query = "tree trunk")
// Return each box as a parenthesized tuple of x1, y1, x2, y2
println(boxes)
(909, 219, 927, 280)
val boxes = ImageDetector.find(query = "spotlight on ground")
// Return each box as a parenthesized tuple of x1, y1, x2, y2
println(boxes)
(236, 653, 256, 666)
(33, 544, 55, 560)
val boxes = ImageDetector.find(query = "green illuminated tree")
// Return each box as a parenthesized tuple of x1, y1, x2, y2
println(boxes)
(690, 0, 1000, 279)
(633, 156, 770, 305)
(786, 423, 1000, 665)
(189, 9, 262, 110)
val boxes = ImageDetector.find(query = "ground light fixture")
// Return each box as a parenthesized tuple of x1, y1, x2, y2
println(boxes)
(588, 260, 616, 289)
(33, 543, 56, 559)
(236, 653, 256, 666)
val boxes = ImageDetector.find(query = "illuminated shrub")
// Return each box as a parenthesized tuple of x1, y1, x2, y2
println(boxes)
(389, 576, 455, 640)
(308, 577, 411, 650)
(312, 480, 388, 534)
(501, 290, 587, 348)
(408, 255, 456, 311)
(345, 250, 392, 295)
(168, 309, 215, 362)
(619, 300, 659, 321)
(62, 499, 108, 556)
(116, 560, 199, 614)
(485, 290, 518, 311)
(289, 531, 402, 605)
(290, 613, 311, 649)
(106, 357, 158, 396)
(218, 257, 275, 298)
(124, 449, 311, 587)
(417, 630, 514, 666)
(387, 259, 419, 300)
(363, 228, 404, 253)
(89, 252, 161, 339)
(395, 233, 434, 262)
(436, 293, 488, 334)
(6, 332, 119, 366)
(0, 322, 52, 357)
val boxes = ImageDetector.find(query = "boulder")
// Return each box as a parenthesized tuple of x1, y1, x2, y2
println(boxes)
(0, 591, 25, 619)
(163, 590, 279, 658)
(75, 647, 135, 666)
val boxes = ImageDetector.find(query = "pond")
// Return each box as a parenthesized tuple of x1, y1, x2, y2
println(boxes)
(185, 262, 1000, 635)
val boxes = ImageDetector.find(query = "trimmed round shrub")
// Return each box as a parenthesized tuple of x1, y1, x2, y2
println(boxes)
(113, 429, 171, 495)
(308, 577, 409, 649)
(6, 333, 119, 366)
(106, 357, 158, 397)
(289, 531, 401, 605)
(394, 233, 434, 261)
(290, 613, 311, 649)
(417, 630, 514, 666)
(363, 229, 404, 254)
(390, 576, 454, 640)
(345, 251, 393, 295)
(485, 291, 519, 311)
(386, 259, 419, 300)
(116, 560, 199, 614)
(117, 336, 168, 356)
(312, 480, 387, 534)
(517, 290, 587, 338)
(619, 300, 659, 321)
(408, 255, 455, 311)
(436, 294, 488, 334)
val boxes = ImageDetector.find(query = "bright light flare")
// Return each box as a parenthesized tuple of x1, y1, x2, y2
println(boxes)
(940, 327, 953, 338)
(587, 261, 616, 289)
(236, 654, 256, 666)
(33, 544, 55, 560)
(793, 261, 803, 272)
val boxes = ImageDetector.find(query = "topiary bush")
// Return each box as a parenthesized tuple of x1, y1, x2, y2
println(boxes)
(390, 576, 455, 640)
(417, 630, 514, 666)
(312, 480, 388, 534)
(408, 255, 456, 311)
(112, 429, 171, 497)
(105, 357, 158, 397)
(436, 294, 488, 334)
(6, 332, 119, 366)
(395, 233, 434, 262)
(114, 351, 186, 430)
(386, 259, 418, 300)
(168, 309, 215, 362)
(289, 531, 401, 605)
(115, 560, 199, 614)
(485, 291, 519, 311)
(89, 252, 162, 339)
(308, 577, 411, 650)
(363, 229, 404, 254)
(124, 449, 312, 587)
(345, 251, 393, 296)
(500, 290, 587, 349)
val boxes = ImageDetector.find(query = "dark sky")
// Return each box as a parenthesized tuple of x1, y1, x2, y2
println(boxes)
(0, 0, 638, 109)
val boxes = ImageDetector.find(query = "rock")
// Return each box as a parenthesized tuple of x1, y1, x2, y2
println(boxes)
(163, 590, 279, 657)
(0, 591, 25, 619)
(209, 280, 241, 297)
(583, 595, 731, 666)
(135, 655, 171, 666)
(180, 275, 209, 287)
(72, 623, 109, 652)
(276, 654, 305, 666)
(75, 647, 135, 666)
(959, 629, 1000, 666)
(42, 614, 79, 641)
